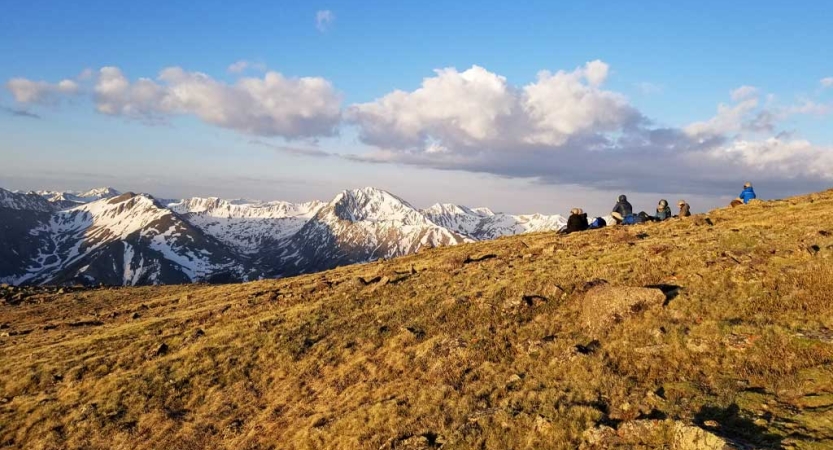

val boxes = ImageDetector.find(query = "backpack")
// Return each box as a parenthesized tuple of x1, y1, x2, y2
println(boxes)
(589, 217, 607, 229)
(622, 214, 637, 225)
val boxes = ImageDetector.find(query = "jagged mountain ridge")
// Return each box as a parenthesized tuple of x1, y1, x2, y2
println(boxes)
(167, 197, 326, 254)
(34, 187, 121, 210)
(0, 186, 572, 285)
(0, 189, 251, 286)
(267, 188, 472, 276)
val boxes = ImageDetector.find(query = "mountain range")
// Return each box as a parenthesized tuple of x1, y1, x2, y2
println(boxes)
(0, 186, 594, 286)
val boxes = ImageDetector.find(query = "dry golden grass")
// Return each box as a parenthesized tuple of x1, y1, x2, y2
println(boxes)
(3, 190, 833, 449)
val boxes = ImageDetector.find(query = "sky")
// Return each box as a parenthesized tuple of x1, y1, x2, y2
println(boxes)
(1, 0, 832, 216)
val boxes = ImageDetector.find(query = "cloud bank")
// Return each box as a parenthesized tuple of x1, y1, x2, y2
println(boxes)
(89, 66, 342, 138)
(5, 60, 832, 197)
(347, 61, 833, 195)
(5, 78, 79, 104)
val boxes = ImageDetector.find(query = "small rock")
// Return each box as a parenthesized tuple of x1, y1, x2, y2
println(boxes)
(576, 340, 602, 355)
(155, 343, 169, 356)
(506, 374, 523, 389)
(703, 419, 720, 428)
(131, 312, 141, 320)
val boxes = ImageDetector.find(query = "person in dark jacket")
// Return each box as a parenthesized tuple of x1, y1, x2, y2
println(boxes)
(656, 199, 672, 221)
(564, 208, 589, 234)
(612, 195, 633, 218)
(739, 182, 757, 204)
(677, 200, 691, 217)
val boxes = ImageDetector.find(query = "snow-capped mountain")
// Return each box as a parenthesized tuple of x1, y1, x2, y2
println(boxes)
(422, 203, 567, 240)
(267, 188, 470, 276)
(1, 188, 55, 212)
(2, 192, 252, 286)
(167, 197, 325, 254)
(36, 187, 121, 209)
(1, 186, 581, 286)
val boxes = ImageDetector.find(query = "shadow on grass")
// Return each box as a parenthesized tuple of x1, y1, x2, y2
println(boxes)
(645, 284, 682, 306)
(694, 403, 782, 448)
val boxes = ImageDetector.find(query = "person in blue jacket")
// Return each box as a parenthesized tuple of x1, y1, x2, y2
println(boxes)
(739, 182, 757, 204)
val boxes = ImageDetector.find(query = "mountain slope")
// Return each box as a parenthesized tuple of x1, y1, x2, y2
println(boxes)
(423, 203, 570, 240)
(167, 197, 324, 254)
(5, 193, 252, 285)
(0, 189, 55, 283)
(3, 191, 833, 449)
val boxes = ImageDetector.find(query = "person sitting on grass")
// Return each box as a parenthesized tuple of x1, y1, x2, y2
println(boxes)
(564, 208, 589, 234)
(677, 200, 691, 217)
(739, 182, 757, 204)
(612, 194, 633, 218)
(656, 199, 672, 221)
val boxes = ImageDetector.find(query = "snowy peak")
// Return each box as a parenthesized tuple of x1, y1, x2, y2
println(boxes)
(79, 187, 120, 199)
(422, 201, 567, 240)
(168, 196, 324, 219)
(326, 187, 429, 225)
(61, 192, 171, 242)
(168, 196, 326, 254)
(0, 188, 55, 212)
(37, 186, 121, 209)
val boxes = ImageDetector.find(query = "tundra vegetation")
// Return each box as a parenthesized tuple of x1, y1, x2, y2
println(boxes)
(2, 191, 833, 449)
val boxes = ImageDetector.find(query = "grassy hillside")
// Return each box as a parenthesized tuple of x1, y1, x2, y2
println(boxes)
(2, 191, 833, 449)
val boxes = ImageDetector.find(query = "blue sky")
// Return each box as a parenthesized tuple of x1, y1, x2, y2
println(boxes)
(2, 0, 832, 215)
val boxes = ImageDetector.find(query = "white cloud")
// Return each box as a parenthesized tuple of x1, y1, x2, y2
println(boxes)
(5, 78, 79, 104)
(684, 94, 760, 138)
(316, 10, 335, 32)
(821, 77, 833, 88)
(707, 137, 833, 179)
(348, 61, 639, 151)
(78, 68, 95, 81)
(93, 66, 342, 138)
(227, 60, 266, 74)
(348, 63, 833, 196)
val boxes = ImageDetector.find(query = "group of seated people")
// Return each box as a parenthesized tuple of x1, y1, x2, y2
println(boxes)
(563, 182, 757, 234)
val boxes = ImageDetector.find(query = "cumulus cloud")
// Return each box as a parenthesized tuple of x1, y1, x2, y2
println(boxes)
(92, 66, 341, 138)
(706, 137, 833, 179)
(5, 78, 79, 104)
(822, 77, 833, 88)
(316, 10, 335, 32)
(347, 61, 833, 196)
(348, 61, 640, 151)
(684, 93, 761, 138)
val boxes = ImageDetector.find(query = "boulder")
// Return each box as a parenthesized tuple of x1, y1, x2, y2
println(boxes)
(581, 420, 733, 449)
